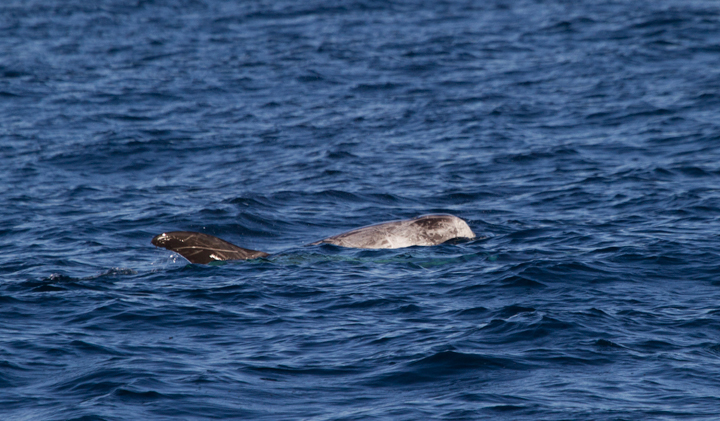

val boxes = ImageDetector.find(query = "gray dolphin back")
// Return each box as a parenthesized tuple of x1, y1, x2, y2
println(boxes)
(310, 214, 475, 249)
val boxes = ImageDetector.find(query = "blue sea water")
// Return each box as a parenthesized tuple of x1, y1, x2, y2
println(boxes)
(2, 0, 720, 419)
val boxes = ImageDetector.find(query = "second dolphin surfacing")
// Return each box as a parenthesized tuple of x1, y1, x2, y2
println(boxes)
(152, 214, 475, 264)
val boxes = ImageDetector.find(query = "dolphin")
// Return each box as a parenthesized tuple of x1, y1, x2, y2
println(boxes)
(151, 214, 475, 264)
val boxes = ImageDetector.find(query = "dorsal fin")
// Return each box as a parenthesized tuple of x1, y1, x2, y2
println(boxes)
(151, 231, 269, 264)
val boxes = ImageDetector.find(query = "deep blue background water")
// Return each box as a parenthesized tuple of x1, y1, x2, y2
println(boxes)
(3, 0, 720, 419)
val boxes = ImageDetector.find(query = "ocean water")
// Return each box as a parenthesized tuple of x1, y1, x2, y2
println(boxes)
(2, 0, 720, 419)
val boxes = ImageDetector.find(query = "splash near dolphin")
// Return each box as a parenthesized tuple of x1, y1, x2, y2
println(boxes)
(152, 214, 475, 264)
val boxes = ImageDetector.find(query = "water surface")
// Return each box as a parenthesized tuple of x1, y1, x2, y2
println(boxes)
(2, 0, 720, 419)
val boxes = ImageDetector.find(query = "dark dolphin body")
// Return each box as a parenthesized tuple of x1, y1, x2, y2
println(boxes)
(152, 214, 475, 264)
(151, 231, 269, 264)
